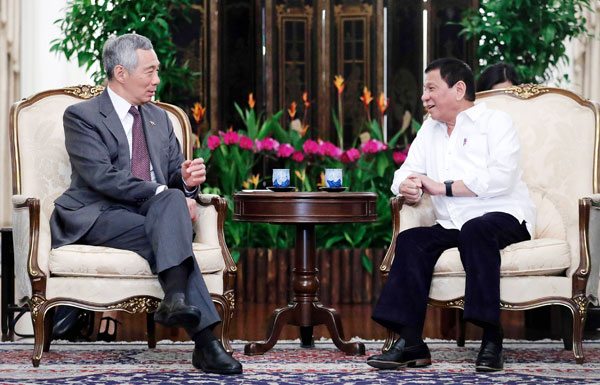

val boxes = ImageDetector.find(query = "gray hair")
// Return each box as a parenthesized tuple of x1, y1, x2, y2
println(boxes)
(102, 33, 154, 80)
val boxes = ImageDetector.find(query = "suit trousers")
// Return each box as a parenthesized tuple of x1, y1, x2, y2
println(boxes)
(79, 189, 220, 333)
(372, 212, 531, 334)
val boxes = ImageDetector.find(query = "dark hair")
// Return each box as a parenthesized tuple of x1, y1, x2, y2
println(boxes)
(476, 62, 520, 92)
(425, 58, 475, 102)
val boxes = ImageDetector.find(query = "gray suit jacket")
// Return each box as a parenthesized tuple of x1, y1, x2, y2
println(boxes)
(50, 90, 188, 248)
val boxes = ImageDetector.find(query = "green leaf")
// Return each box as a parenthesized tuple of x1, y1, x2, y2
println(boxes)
(231, 250, 241, 264)
(361, 253, 373, 274)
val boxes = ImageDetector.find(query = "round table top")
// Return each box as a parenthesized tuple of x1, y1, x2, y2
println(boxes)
(233, 191, 377, 224)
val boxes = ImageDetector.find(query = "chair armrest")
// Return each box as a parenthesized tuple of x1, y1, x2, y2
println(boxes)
(380, 194, 436, 273)
(194, 194, 237, 276)
(11, 195, 46, 303)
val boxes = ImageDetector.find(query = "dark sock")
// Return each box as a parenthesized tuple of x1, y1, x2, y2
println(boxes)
(159, 257, 194, 301)
(399, 325, 423, 347)
(482, 323, 503, 345)
(193, 327, 217, 349)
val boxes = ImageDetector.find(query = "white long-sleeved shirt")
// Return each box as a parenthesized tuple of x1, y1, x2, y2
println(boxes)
(391, 102, 536, 236)
(106, 85, 158, 182)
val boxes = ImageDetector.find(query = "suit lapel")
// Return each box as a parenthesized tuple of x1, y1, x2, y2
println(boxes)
(98, 91, 131, 170)
(139, 105, 166, 184)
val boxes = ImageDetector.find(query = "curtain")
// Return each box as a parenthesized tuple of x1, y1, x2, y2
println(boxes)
(571, 1, 600, 102)
(0, 0, 21, 228)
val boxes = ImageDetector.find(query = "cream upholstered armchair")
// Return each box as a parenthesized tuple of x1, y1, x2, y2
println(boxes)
(380, 85, 600, 364)
(9, 85, 237, 367)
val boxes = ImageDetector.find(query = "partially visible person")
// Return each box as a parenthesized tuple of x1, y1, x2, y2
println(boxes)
(476, 62, 519, 92)
(367, 58, 535, 372)
(49, 33, 242, 374)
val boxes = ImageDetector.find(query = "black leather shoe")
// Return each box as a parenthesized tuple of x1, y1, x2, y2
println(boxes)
(154, 293, 202, 328)
(475, 340, 504, 372)
(192, 340, 243, 374)
(367, 339, 432, 369)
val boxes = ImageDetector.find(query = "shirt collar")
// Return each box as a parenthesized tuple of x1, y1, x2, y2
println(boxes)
(459, 101, 487, 123)
(106, 85, 136, 121)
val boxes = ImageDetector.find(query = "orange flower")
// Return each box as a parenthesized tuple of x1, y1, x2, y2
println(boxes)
(360, 86, 373, 106)
(288, 101, 297, 119)
(298, 123, 309, 137)
(248, 93, 255, 109)
(334, 75, 345, 94)
(377, 93, 389, 114)
(191, 102, 206, 124)
(302, 92, 310, 109)
(242, 174, 260, 189)
(294, 170, 305, 182)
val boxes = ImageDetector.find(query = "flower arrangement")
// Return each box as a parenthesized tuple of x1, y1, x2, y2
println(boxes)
(193, 76, 415, 266)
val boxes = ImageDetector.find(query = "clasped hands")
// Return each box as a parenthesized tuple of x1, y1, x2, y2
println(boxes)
(399, 174, 444, 204)
(181, 158, 207, 222)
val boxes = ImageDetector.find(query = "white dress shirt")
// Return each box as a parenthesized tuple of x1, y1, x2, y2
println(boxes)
(106, 86, 159, 182)
(391, 102, 536, 236)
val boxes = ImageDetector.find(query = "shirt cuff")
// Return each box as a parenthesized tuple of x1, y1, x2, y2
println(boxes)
(155, 185, 168, 195)
(182, 178, 199, 197)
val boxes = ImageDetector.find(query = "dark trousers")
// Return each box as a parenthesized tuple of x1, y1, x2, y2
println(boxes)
(372, 212, 530, 334)
(80, 189, 220, 333)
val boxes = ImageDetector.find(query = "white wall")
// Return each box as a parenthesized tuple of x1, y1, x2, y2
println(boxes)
(20, 0, 95, 98)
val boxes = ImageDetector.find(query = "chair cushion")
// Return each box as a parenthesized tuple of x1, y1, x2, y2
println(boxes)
(433, 238, 571, 277)
(48, 242, 224, 278)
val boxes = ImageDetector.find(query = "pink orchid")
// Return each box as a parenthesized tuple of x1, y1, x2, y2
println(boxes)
(223, 130, 240, 145)
(277, 143, 295, 158)
(302, 139, 320, 155)
(319, 141, 343, 159)
(341, 148, 361, 163)
(360, 139, 388, 154)
(291, 151, 305, 162)
(256, 137, 280, 152)
(207, 135, 221, 150)
(393, 150, 408, 165)
(238, 135, 254, 150)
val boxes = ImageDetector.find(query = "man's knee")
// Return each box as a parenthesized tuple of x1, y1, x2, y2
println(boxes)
(459, 216, 492, 243)
(160, 188, 186, 202)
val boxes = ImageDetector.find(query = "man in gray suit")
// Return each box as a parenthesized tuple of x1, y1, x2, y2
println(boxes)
(50, 33, 242, 375)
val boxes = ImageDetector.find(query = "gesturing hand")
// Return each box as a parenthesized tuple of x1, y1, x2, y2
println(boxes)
(181, 158, 206, 188)
(399, 174, 423, 204)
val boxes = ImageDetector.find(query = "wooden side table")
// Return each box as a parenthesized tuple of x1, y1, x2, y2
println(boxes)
(234, 191, 377, 355)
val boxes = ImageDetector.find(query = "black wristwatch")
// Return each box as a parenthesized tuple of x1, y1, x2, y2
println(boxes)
(444, 180, 454, 197)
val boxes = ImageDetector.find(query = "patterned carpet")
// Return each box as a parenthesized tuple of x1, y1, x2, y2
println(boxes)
(1, 339, 599, 384)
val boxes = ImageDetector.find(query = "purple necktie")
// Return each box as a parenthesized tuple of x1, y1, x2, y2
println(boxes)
(129, 106, 151, 181)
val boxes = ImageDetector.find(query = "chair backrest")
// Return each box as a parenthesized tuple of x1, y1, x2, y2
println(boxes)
(9, 85, 192, 269)
(476, 85, 600, 273)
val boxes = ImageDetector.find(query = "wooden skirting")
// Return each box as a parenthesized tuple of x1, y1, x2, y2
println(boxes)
(235, 248, 386, 305)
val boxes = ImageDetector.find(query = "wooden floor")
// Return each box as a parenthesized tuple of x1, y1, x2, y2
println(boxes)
(108, 303, 530, 343)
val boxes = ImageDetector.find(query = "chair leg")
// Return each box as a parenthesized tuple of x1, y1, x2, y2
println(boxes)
(570, 302, 585, 364)
(31, 301, 48, 367)
(456, 308, 466, 347)
(146, 313, 156, 349)
(212, 295, 233, 354)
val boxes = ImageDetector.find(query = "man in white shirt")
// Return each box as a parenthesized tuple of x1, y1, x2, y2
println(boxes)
(367, 58, 535, 372)
(49, 33, 242, 375)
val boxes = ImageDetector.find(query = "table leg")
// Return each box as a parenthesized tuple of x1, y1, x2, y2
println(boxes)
(245, 223, 364, 355)
(244, 303, 296, 355)
(312, 302, 365, 355)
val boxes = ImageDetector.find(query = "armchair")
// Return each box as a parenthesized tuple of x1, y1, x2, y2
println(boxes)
(380, 85, 600, 364)
(9, 85, 237, 367)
